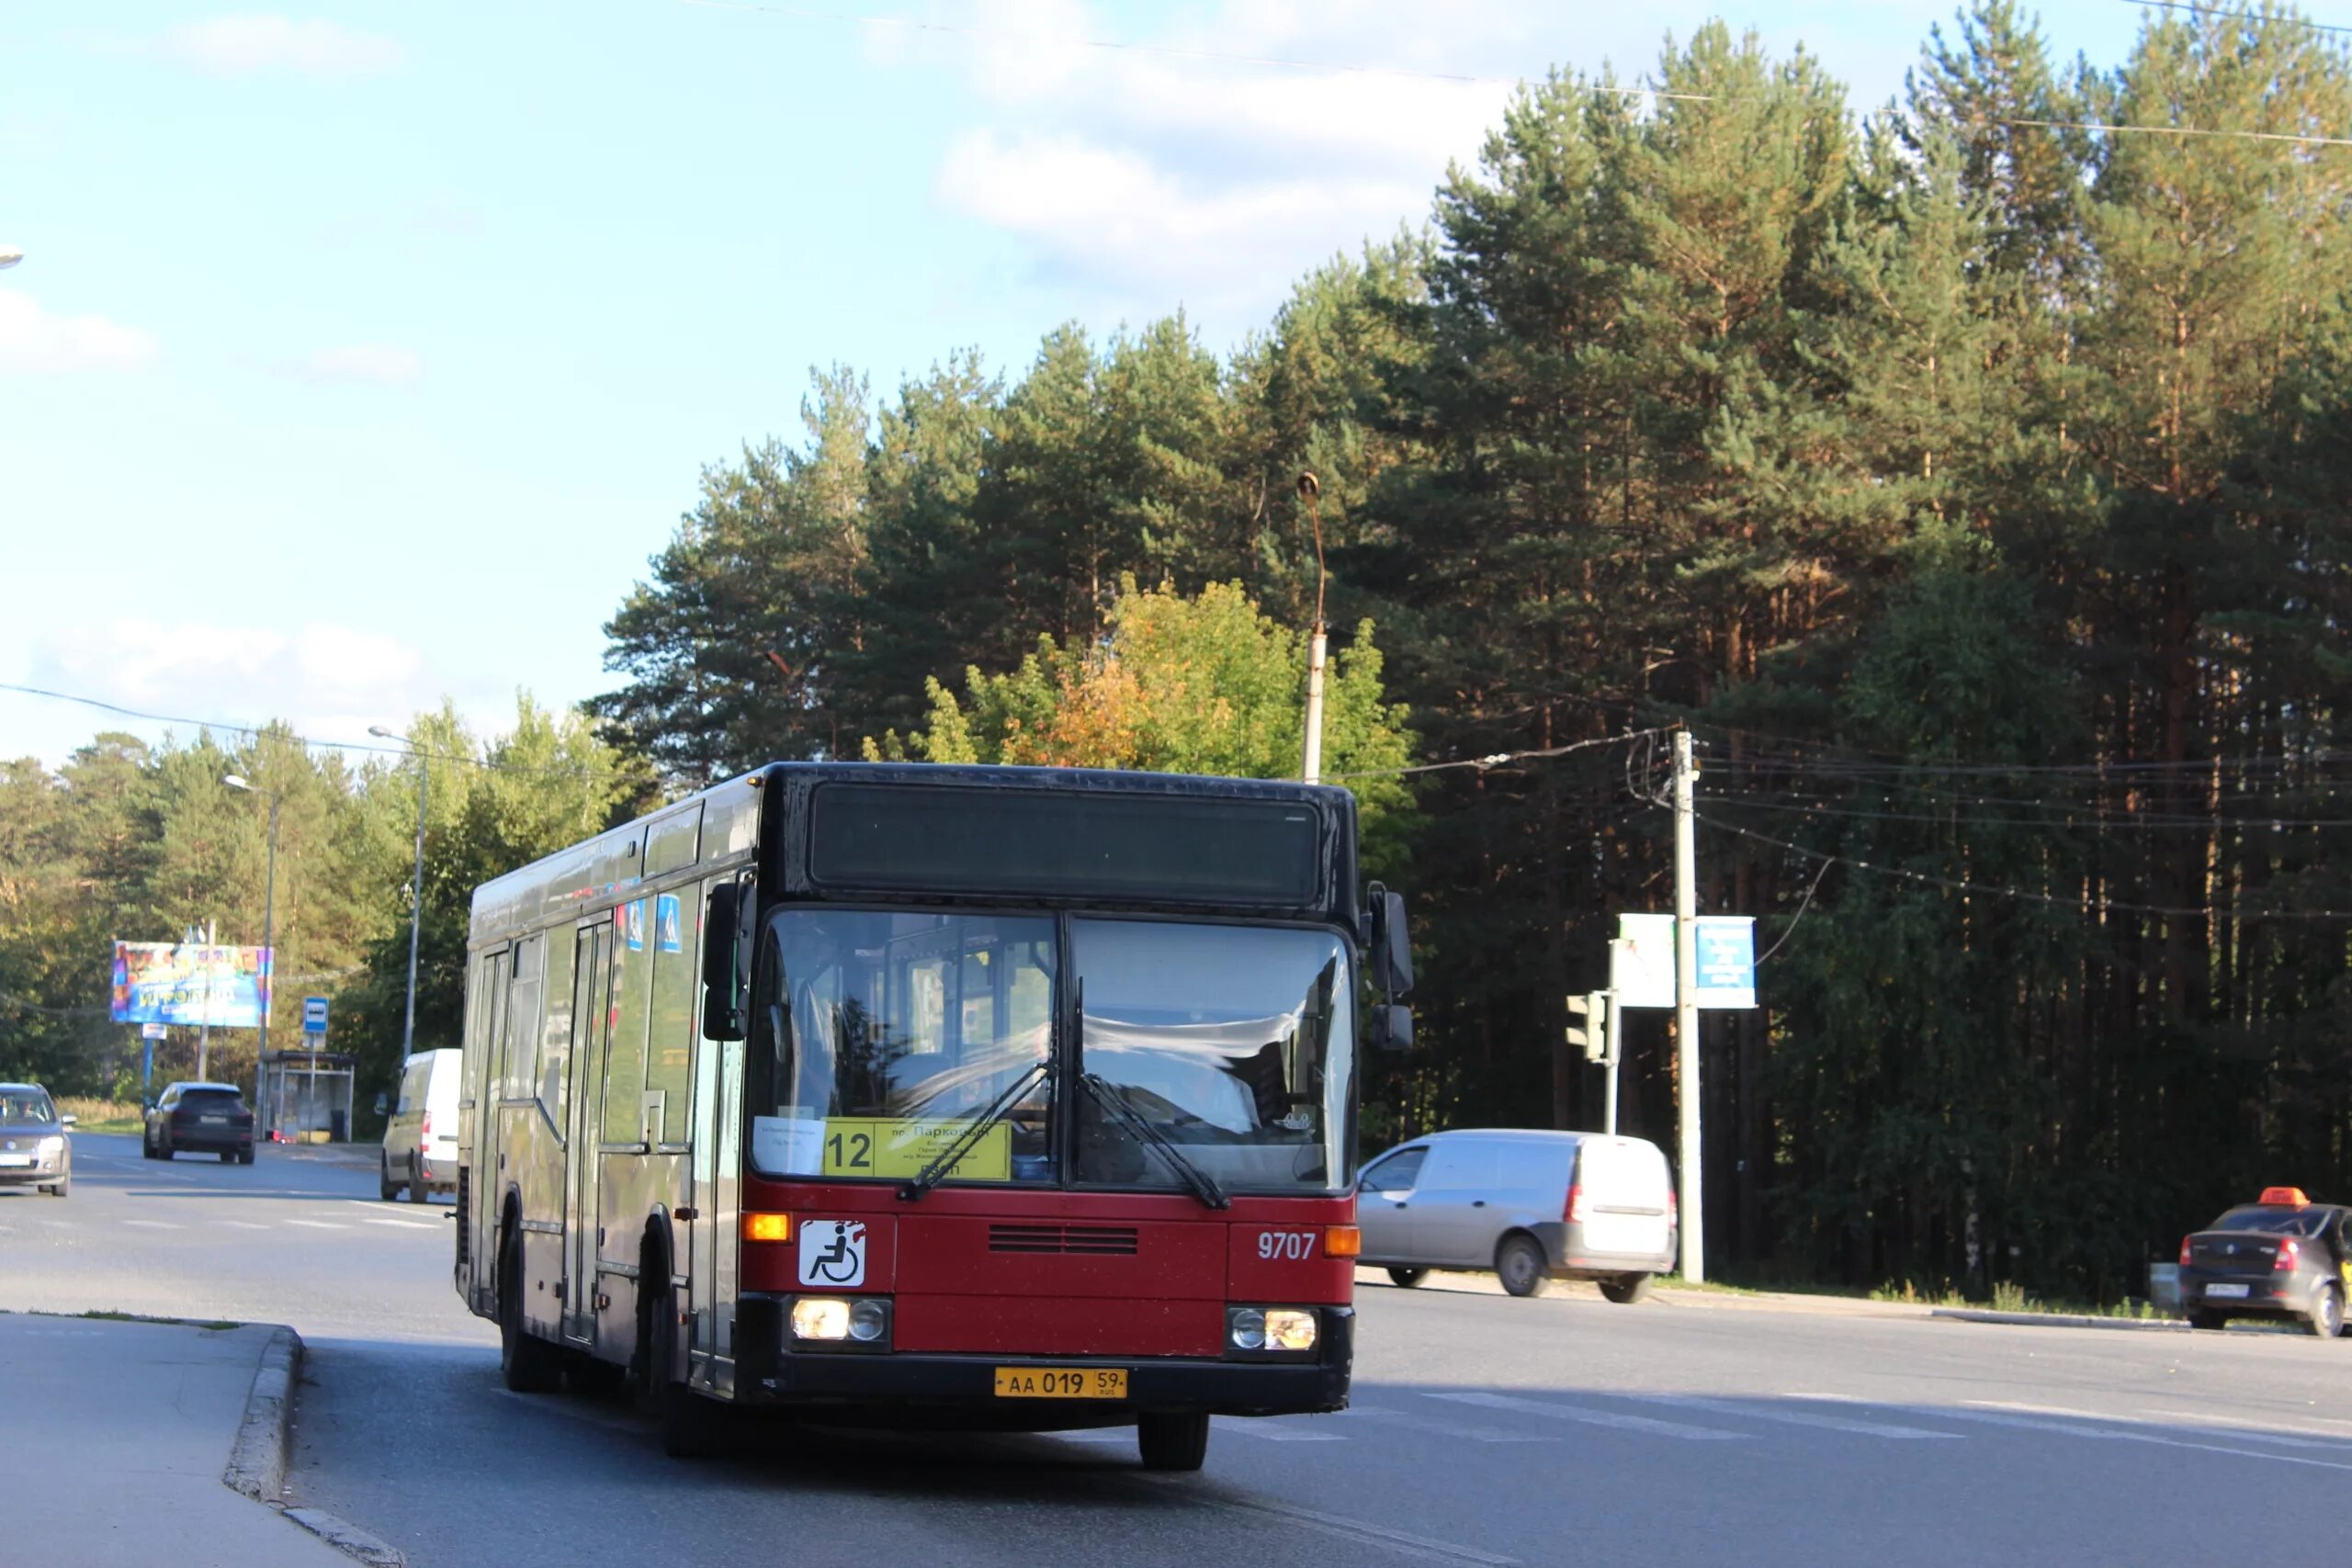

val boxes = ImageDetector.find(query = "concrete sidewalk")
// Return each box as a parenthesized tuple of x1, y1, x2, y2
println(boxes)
(0, 1314, 358, 1568)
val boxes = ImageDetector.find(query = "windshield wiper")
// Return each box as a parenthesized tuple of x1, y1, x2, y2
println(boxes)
(898, 1058, 1046, 1201)
(1080, 1071, 1230, 1212)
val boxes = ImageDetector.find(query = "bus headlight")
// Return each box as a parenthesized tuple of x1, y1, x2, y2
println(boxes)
(791, 1299, 850, 1340)
(1228, 1306, 1317, 1353)
(1264, 1309, 1317, 1351)
(790, 1296, 891, 1347)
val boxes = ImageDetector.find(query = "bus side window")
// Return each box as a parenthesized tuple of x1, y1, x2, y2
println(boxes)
(648, 890, 695, 1143)
(605, 901, 652, 1142)
(505, 936, 543, 1102)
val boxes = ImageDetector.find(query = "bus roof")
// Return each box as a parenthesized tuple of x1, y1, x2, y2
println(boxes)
(469, 761, 1365, 948)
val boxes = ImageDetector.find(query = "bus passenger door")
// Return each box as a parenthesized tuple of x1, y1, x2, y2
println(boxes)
(564, 921, 612, 1345)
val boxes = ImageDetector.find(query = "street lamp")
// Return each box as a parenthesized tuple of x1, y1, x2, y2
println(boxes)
(369, 727, 426, 1064)
(223, 774, 280, 1129)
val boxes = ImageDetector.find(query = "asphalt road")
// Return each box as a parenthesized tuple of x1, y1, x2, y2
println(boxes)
(10, 1133, 2352, 1568)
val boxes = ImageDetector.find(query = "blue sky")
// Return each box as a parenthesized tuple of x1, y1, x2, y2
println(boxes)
(0, 1, 2151, 767)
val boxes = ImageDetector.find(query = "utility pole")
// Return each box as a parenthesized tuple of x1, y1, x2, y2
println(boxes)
(196, 917, 216, 1081)
(1297, 472, 1328, 785)
(369, 726, 428, 1061)
(1672, 728, 1702, 1283)
(1603, 976, 1623, 1136)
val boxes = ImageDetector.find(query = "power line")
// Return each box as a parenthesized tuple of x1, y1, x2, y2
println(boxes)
(0, 681, 606, 783)
(1691, 810, 2352, 921)
(2121, 1, 2352, 39)
(1696, 787, 2352, 831)
(677, 0, 2352, 148)
(1330, 726, 1673, 781)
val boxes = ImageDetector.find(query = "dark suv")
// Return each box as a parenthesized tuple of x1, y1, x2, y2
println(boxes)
(143, 1082, 256, 1163)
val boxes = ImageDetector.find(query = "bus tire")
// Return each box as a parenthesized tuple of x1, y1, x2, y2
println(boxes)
(499, 1227, 562, 1393)
(645, 1280, 718, 1459)
(1136, 1412, 1210, 1472)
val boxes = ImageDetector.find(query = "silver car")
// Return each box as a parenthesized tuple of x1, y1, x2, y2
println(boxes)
(0, 1083, 74, 1197)
(1357, 1128, 1677, 1300)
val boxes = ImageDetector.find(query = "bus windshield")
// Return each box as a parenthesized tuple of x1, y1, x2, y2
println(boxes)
(743, 908, 1354, 1194)
(1073, 918, 1352, 1196)
(748, 910, 1058, 1185)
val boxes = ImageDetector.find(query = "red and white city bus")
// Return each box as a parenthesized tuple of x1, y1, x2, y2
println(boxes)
(454, 761, 1413, 1469)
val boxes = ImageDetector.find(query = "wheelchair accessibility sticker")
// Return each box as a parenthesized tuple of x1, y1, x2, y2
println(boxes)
(798, 1220, 867, 1288)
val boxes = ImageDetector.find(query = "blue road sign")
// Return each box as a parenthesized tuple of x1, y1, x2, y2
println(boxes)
(302, 996, 330, 1035)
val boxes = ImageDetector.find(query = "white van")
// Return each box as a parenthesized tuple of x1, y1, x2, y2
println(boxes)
(1355, 1129, 1678, 1300)
(379, 1048, 462, 1202)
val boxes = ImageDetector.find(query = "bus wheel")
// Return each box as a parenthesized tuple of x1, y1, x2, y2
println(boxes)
(645, 1280, 718, 1459)
(498, 1231, 562, 1393)
(1136, 1412, 1209, 1472)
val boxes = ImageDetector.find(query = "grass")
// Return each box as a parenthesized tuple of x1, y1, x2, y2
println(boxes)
(56, 1096, 141, 1136)
(24, 1309, 247, 1332)
(1867, 1278, 2168, 1320)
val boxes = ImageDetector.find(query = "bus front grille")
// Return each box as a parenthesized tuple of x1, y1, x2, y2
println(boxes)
(989, 1223, 1138, 1256)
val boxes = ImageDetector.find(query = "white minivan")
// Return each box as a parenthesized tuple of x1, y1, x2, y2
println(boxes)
(1355, 1128, 1678, 1300)
(379, 1048, 462, 1202)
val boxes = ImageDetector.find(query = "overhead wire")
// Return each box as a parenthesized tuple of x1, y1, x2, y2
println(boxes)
(1684, 808, 2352, 921)
(673, 0, 2352, 150)
(0, 681, 607, 784)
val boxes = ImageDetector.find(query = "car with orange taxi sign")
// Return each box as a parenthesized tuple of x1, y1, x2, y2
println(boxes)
(2177, 1187, 2352, 1337)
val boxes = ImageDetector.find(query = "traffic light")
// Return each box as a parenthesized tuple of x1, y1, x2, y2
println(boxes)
(1565, 990, 1608, 1063)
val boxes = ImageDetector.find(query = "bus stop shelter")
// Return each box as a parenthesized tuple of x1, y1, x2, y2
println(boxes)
(258, 1048, 356, 1143)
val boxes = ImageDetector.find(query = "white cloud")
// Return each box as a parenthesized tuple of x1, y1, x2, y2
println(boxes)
(26, 619, 459, 755)
(0, 289, 159, 372)
(889, 0, 1538, 330)
(163, 14, 405, 78)
(280, 343, 422, 385)
(938, 130, 1424, 300)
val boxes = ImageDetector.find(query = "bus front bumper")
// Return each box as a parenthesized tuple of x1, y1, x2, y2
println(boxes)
(740, 1303, 1352, 1419)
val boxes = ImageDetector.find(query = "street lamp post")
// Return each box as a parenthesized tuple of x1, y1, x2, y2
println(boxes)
(369, 727, 426, 1063)
(223, 775, 280, 1130)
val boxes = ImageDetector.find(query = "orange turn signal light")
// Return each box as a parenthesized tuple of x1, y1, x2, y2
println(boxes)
(2258, 1186, 2311, 1209)
(1325, 1224, 1362, 1258)
(742, 1212, 792, 1243)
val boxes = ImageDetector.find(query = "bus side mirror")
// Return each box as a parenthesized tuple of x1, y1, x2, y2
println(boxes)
(1367, 887, 1413, 999)
(1373, 1003, 1414, 1054)
(701, 879, 752, 1042)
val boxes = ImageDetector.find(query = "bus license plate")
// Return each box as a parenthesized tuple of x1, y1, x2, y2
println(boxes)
(993, 1367, 1128, 1400)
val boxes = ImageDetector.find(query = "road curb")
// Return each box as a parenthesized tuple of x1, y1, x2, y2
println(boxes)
(1930, 1308, 2189, 1333)
(223, 1323, 301, 1501)
(285, 1507, 408, 1568)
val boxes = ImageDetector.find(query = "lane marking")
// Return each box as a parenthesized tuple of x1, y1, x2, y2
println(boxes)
(1427, 1390, 1746, 1440)
(362, 1217, 441, 1232)
(2134, 1407, 2352, 1445)
(1340, 1405, 1546, 1444)
(1213, 1416, 1343, 1442)
(1924, 1404, 2352, 1472)
(281, 1219, 349, 1230)
(119, 1219, 182, 1230)
(1624, 1393, 1961, 1439)
(215, 1220, 269, 1231)
(1134, 1479, 1520, 1567)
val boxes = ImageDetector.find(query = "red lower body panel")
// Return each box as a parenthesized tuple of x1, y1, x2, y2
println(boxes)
(894, 1294, 1224, 1357)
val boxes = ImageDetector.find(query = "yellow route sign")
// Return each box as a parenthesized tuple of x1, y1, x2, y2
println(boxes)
(820, 1117, 1011, 1181)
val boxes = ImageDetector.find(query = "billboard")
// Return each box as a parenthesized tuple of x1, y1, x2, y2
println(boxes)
(110, 942, 273, 1028)
(1612, 914, 1758, 1010)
